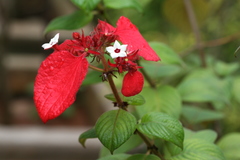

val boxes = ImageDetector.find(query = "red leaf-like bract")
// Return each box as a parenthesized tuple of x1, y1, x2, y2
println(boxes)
(121, 71, 144, 97)
(34, 51, 88, 123)
(116, 16, 160, 61)
(97, 20, 116, 34)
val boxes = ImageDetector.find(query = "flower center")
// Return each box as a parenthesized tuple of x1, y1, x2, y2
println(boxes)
(114, 48, 121, 53)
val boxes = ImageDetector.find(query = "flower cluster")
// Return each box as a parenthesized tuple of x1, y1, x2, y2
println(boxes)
(34, 16, 160, 123)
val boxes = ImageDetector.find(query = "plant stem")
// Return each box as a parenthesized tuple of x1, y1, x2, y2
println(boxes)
(88, 64, 104, 72)
(107, 74, 126, 109)
(136, 130, 165, 159)
(180, 31, 240, 56)
(100, 55, 125, 108)
(184, 0, 206, 67)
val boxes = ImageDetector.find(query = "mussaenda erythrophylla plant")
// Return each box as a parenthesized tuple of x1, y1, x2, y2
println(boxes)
(34, 16, 160, 123)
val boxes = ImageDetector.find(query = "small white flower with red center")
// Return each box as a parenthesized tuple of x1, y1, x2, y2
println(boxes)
(42, 33, 59, 50)
(106, 40, 128, 58)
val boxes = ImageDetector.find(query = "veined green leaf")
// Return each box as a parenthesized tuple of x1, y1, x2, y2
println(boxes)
(44, 10, 93, 33)
(99, 134, 143, 157)
(137, 112, 184, 149)
(79, 127, 97, 148)
(95, 109, 137, 153)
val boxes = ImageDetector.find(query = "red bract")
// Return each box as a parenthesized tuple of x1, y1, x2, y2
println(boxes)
(96, 20, 116, 36)
(121, 71, 144, 97)
(34, 51, 88, 123)
(115, 16, 160, 62)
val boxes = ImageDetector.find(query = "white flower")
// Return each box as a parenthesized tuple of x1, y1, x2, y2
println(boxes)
(106, 40, 128, 58)
(42, 33, 59, 49)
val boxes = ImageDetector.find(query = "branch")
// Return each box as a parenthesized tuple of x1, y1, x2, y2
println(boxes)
(184, 0, 206, 67)
(180, 32, 240, 56)
(136, 130, 165, 159)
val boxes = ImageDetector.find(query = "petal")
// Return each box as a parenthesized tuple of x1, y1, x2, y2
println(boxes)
(115, 16, 160, 61)
(110, 52, 121, 59)
(113, 40, 121, 48)
(121, 71, 144, 97)
(118, 51, 127, 57)
(106, 46, 115, 53)
(34, 51, 88, 123)
(50, 33, 59, 45)
(120, 44, 128, 52)
(42, 43, 53, 50)
(42, 33, 59, 50)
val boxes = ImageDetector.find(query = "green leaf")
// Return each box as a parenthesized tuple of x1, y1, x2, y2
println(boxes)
(137, 112, 184, 149)
(99, 134, 143, 157)
(170, 139, 225, 160)
(182, 105, 224, 124)
(44, 10, 93, 33)
(212, 77, 233, 110)
(103, 0, 143, 12)
(217, 133, 240, 160)
(140, 42, 185, 79)
(104, 93, 145, 106)
(97, 153, 131, 160)
(214, 61, 239, 76)
(184, 129, 217, 143)
(82, 70, 102, 86)
(149, 42, 184, 65)
(124, 95, 145, 106)
(136, 85, 182, 119)
(71, 0, 101, 12)
(78, 127, 97, 148)
(164, 129, 218, 157)
(140, 62, 183, 78)
(95, 109, 137, 153)
(177, 69, 229, 103)
(127, 154, 161, 160)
